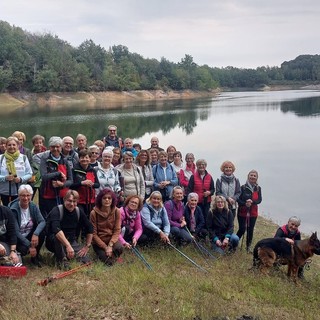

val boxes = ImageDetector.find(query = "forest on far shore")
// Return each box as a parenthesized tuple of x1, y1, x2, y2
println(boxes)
(1, 20, 320, 93)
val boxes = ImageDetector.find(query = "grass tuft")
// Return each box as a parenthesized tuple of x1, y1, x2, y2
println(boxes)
(1, 216, 319, 320)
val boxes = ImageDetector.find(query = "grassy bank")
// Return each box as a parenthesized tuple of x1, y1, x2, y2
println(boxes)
(1, 216, 319, 320)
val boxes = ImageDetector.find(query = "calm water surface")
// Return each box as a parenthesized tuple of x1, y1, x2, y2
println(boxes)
(1, 90, 320, 233)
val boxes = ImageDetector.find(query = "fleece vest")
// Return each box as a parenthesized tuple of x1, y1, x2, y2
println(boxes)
(73, 169, 96, 204)
(193, 171, 212, 204)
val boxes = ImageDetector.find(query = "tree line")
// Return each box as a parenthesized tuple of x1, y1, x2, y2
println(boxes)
(1, 20, 320, 93)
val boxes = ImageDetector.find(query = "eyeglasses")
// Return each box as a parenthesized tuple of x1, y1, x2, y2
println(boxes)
(91, 152, 99, 155)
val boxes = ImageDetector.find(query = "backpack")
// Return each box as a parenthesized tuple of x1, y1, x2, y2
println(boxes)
(46, 204, 80, 234)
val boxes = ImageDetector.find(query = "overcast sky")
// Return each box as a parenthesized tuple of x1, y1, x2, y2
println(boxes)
(2, 0, 320, 68)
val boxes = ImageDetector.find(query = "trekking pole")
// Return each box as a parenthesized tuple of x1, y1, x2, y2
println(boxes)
(196, 241, 217, 260)
(8, 172, 12, 203)
(14, 174, 19, 195)
(168, 242, 208, 273)
(37, 262, 92, 286)
(131, 247, 153, 270)
(184, 226, 215, 262)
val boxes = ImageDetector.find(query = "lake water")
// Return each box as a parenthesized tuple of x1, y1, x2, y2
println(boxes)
(1, 90, 320, 234)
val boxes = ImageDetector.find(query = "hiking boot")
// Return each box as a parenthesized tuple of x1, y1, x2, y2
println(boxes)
(31, 256, 42, 268)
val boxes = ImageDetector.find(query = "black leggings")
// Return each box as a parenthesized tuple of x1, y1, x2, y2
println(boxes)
(237, 215, 257, 247)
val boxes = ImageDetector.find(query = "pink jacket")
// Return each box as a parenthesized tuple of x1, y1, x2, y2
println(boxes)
(118, 207, 143, 245)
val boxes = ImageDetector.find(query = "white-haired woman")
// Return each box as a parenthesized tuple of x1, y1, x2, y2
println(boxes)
(207, 195, 239, 255)
(139, 191, 170, 245)
(0, 136, 33, 206)
(184, 192, 207, 240)
(9, 184, 46, 267)
(96, 149, 122, 197)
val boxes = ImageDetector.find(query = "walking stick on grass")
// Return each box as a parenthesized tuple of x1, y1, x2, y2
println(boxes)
(184, 226, 215, 262)
(37, 262, 92, 286)
(7, 171, 14, 203)
(131, 247, 153, 271)
(168, 242, 208, 273)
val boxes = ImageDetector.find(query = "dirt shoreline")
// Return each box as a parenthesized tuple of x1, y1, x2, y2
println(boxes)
(1, 85, 319, 109)
(0, 89, 219, 109)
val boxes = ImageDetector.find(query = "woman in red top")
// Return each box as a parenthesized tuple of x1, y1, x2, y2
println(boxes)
(236, 170, 262, 253)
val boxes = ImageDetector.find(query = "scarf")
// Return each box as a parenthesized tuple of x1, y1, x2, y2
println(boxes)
(123, 207, 137, 228)
(4, 150, 20, 176)
(220, 174, 236, 197)
(246, 181, 257, 193)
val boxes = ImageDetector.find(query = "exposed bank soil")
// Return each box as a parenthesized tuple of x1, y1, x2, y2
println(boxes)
(0, 90, 219, 109)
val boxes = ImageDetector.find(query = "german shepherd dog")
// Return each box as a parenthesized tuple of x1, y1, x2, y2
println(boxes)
(253, 232, 320, 282)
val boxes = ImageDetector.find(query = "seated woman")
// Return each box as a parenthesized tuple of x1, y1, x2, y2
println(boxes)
(184, 192, 207, 240)
(274, 216, 303, 278)
(0, 204, 20, 265)
(139, 191, 170, 245)
(119, 195, 143, 249)
(207, 195, 239, 255)
(165, 186, 192, 245)
(9, 184, 46, 267)
(90, 189, 123, 266)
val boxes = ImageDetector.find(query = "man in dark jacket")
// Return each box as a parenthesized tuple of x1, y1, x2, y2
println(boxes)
(45, 190, 93, 270)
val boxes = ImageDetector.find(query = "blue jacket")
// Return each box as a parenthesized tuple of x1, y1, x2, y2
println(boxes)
(152, 163, 178, 198)
(141, 203, 170, 235)
(9, 198, 46, 248)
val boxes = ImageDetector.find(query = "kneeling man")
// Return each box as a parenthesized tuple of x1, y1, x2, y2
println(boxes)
(46, 190, 93, 269)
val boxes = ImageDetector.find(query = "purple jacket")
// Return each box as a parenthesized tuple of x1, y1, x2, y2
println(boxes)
(165, 200, 185, 228)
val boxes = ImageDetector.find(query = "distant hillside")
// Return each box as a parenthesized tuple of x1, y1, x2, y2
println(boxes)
(1, 20, 320, 94)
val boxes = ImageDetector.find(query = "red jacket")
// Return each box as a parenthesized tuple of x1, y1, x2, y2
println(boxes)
(187, 170, 215, 204)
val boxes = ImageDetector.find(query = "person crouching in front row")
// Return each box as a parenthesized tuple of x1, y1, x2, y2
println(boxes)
(139, 191, 170, 245)
(45, 190, 93, 270)
(207, 195, 239, 255)
(89, 189, 123, 266)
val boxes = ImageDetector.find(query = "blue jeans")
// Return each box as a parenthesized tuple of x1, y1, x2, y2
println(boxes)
(170, 226, 193, 244)
(212, 233, 239, 255)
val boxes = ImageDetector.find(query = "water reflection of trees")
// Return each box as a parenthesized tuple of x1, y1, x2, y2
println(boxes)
(0, 100, 211, 147)
(281, 97, 320, 117)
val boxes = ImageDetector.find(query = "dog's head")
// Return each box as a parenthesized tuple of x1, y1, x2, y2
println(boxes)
(310, 232, 320, 255)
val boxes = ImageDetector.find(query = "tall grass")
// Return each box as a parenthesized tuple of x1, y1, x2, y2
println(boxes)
(1, 216, 319, 320)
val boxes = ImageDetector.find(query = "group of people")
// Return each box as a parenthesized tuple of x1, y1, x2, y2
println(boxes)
(0, 125, 268, 271)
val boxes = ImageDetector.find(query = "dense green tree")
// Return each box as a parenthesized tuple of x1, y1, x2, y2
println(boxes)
(1, 20, 320, 93)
